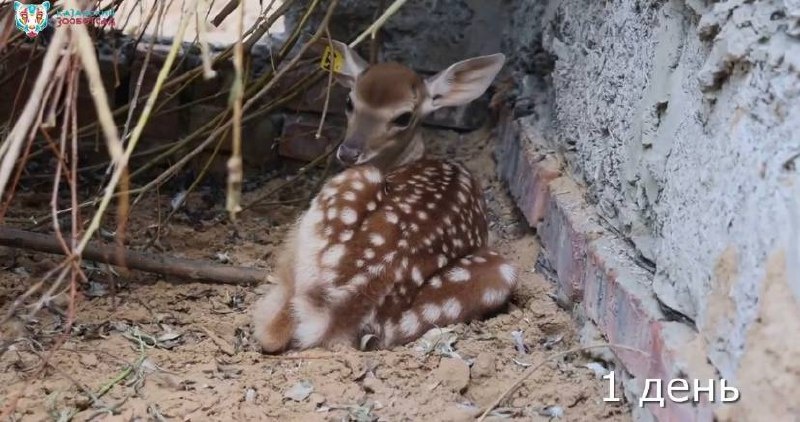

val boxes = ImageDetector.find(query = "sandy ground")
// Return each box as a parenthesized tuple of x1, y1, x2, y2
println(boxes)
(0, 127, 630, 421)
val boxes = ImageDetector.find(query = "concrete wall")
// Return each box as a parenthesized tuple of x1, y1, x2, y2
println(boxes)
(501, 0, 800, 419)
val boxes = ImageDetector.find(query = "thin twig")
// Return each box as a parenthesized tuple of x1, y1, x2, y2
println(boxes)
(226, 0, 246, 221)
(0, 27, 67, 203)
(75, 0, 196, 256)
(476, 344, 648, 421)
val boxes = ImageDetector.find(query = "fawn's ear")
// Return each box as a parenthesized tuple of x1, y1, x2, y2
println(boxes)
(320, 39, 368, 89)
(422, 53, 506, 114)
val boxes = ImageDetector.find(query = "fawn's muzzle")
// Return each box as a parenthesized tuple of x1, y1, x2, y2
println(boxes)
(336, 144, 361, 166)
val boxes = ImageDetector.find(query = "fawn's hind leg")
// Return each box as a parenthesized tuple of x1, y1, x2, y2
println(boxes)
(379, 247, 519, 347)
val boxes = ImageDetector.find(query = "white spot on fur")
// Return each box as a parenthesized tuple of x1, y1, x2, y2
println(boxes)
(343, 191, 357, 201)
(483, 288, 507, 305)
(386, 211, 399, 224)
(430, 276, 443, 288)
(400, 311, 420, 336)
(370, 233, 385, 246)
(356, 259, 365, 268)
(364, 248, 376, 259)
(367, 201, 377, 211)
(339, 230, 354, 242)
(437, 255, 448, 269)
(421, 303, 442, 323)
(352, 180, 365, 191)
(411, 266, 423, 285)
(443, 298, 462, 320)
(350, 274, 369, 286)
(394, 267, 404, 282)
(341, 207, 358, 225)
(383, 251, 397, 263)
(500, 263, 517, 285)
(363, 168, 382, 184)
(448, 267, 470, 283)
(368, 264, 385, 276)
(326, 207, 338, 220)
(417, 211, 428, 220)
(473, 256, 487, 264)
(399, 239, 409, 248)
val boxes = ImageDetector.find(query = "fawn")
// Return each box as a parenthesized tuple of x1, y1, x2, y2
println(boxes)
(252, 40, 518, 353)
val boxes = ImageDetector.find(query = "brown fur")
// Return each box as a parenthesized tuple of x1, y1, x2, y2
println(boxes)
(356, 63, 424, 108)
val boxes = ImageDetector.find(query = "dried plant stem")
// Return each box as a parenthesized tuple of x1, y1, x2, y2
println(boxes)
(226, 0, 246, 221)
(66, 0, 124, 163)
(76, 0, 196, 255)
(476, 344, 647, 421)
(316, 27, 335, 139)
(196, 0, 218, 80)
(349, 0, 409, 48)
(132, 2, 339, 206)
(120, 0, 163, 144)
(0, 28, 67, 203)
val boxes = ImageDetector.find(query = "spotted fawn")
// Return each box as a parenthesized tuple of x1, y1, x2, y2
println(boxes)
(252, 40, 518, 352)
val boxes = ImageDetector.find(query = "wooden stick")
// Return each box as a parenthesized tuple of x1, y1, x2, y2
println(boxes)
(0, 227, 267, 285)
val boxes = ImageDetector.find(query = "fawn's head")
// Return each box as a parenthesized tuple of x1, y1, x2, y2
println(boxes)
(326, 40, 505, 171)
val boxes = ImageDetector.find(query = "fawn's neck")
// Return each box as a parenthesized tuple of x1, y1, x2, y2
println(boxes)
(394, 132, 425, 168)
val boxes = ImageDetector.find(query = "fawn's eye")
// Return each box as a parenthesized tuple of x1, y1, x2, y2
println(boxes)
(392, 112, 413, 127)
(345, 96, 354, 112)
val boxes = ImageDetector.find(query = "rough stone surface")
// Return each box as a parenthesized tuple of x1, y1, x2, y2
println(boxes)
(498, 0, 800, 420)
(285, 0, 507, 73)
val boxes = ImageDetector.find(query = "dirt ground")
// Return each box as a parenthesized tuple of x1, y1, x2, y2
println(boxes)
(0, 127, 630, 421)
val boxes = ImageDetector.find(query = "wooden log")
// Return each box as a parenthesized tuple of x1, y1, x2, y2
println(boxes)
(0, 226, 267, 285)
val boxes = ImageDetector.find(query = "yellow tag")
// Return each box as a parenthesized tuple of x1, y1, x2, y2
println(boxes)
(321, 45, 343, 72)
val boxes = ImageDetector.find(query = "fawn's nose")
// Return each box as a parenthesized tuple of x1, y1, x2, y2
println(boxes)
(337, 144, 361, 166)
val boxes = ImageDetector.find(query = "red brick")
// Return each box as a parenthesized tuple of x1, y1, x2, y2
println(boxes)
(495, 115, 561, 225)
(496, 109, 723, 422)
(277, 113, 345, 162)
